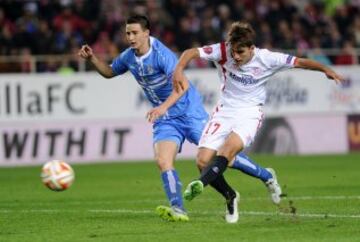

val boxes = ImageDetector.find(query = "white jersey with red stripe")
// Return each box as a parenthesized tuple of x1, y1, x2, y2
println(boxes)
(198, 42, 296, 108)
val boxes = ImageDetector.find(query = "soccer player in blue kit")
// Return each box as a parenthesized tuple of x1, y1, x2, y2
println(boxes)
(78, 15, 281, 222)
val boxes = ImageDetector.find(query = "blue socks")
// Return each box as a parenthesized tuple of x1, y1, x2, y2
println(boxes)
(161, 169, 184, 210)
(161, 155, 270, 209)
(230, 153, 272, 182)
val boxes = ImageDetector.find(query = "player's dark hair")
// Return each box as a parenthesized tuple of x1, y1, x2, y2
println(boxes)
(126, 15, 150, 31)
(228, 22, 255, 48)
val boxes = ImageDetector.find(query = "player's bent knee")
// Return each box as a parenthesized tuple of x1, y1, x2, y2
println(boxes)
(196, 148, 216, 170)
(155, 156, 174, 171)
(218, 142, 244, 162)
(196, 160, 207, 170)
(196, 155, 210, 170)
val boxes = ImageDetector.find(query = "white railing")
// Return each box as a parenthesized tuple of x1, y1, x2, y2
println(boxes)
(0, 48, 359, 73)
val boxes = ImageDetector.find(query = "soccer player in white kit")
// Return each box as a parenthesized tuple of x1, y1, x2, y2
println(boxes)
(166, 21, 343, 223)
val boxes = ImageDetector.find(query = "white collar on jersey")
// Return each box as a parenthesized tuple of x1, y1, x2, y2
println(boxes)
(135, 36, 155, 62)
(247, 47, 259, 63)
(237, 47, 259, 68)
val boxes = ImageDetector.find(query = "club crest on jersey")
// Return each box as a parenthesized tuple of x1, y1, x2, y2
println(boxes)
(146, 65, 154, 74)
(203, 46, 213, 54)
(251, 67, 263, 76)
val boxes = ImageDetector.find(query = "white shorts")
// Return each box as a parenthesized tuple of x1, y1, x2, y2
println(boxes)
(199, 105, 264, 151)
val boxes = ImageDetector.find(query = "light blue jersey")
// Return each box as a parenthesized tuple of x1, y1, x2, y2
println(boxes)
(112, 36, 206, 119)
(111, 36, 208, 149)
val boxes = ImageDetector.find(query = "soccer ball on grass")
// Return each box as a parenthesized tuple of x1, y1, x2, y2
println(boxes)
(41, 160, 75, 191)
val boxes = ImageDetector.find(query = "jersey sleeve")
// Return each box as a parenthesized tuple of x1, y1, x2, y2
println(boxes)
(198, 43, 222, 62)
(264, 49, 296, 70)
(111, 52, 128, 75)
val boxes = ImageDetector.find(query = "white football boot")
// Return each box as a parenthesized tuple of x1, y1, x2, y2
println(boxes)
(265, 168, 282, 204)
(225, 191, 240, 223)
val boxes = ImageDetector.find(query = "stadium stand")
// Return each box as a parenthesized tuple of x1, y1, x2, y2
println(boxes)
(0, 0, 359, 72)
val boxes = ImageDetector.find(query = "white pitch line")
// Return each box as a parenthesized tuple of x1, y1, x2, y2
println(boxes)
(89, 209, 152, 214)
(1, 208, 359, 219)
(0, 195, 359, 206)
(240, 211, 360, 219)
(0, 209, 63, 213)
(269, 195, 360, 201)
(90, 209, 360, 219)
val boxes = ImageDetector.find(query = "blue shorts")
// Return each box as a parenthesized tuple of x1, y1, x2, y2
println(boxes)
(153, 113, 209, 152)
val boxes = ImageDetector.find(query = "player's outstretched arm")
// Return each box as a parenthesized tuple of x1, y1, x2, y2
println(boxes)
(146, 89, 185, 123)
(294, 58, 343, 84)
(146, 48, 200, 123)
(173, 48, 200, 92)
(78, 44, 115, 78)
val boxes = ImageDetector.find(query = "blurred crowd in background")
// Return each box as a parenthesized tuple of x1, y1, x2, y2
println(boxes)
(0, 0, 360, 73)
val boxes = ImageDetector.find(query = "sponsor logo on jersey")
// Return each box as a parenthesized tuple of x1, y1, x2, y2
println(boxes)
(229, 72, 258, 85)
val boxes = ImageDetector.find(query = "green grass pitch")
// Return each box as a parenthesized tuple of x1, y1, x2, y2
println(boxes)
(1, 154, 360, 242)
